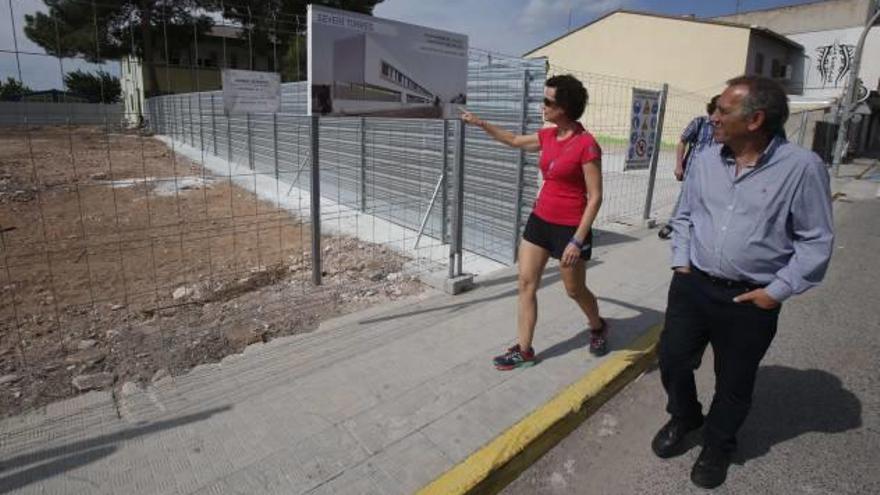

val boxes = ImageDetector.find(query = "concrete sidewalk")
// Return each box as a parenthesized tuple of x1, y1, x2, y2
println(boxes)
(2, 160, 871, 495)
(503, 167, 880, 495)
(0, 221, 673, 494)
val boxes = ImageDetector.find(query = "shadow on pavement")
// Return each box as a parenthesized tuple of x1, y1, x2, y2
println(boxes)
(737, 365, 862, 463)
(592, 229, 641, 248)
(537, 296, 665, 363)
(0, 406, 231, 492)
(0, 446, 116, 493)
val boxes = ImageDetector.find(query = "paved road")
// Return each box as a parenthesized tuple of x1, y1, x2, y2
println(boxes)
(503, 193, 880, 494)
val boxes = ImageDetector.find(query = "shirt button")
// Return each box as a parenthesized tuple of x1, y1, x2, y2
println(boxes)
(722, 227, 727, 231)
(728, 205, 733, 210)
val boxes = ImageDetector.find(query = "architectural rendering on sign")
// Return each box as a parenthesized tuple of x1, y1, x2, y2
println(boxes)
(307, 5, 468, 118)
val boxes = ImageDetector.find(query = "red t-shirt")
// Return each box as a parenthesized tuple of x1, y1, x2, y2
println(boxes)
(533, 124, 602, 226)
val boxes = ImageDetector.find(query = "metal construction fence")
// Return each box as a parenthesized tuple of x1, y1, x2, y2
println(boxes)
(0, 0, 737, 433)
(0, 4, 853, 482)
(785, 106, 833, 151)
(144, 52, 550, 267)
(0, 102, 122, 125)
(145, 53, 712, 268)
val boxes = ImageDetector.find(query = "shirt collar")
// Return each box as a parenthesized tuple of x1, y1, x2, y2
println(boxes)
(720, 134, 787, 168)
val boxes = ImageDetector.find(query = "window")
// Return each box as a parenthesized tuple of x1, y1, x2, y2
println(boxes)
(754, 53, 764, 75)
(771, 59, 783, 78)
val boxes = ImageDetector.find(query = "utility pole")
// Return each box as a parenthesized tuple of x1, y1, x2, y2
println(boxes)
(566, 0, 573, 33)
(831, 0, 880, 176)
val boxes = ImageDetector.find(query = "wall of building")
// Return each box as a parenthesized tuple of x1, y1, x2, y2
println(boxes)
(790, 26, 880, 99)
(333, 35, 367, 86)
(526, 12, 752, 96)
(147, 66, 223, 93)
(120, 56, 145, 125)
(712, 0, 873, 34)
(745, 32, 804, 93)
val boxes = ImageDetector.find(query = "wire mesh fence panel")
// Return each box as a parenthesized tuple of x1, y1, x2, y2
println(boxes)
(464, 50, 547, 263)
(0, 3, 421, 423)
(280, 82, 309, 115)
(229, 113, 250, 169)
(648, 86, 714, 220)
(543, 65, 708, 227)
(0, 0, 718, 428)
(785, 107, 832, 151)
(0, 102, 123, 125)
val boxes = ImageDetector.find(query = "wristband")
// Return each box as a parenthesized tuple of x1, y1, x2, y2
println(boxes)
(568, 236, 583, 249)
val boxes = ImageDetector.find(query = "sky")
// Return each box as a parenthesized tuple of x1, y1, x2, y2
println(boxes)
(373, 0, 829, 56)
(1, 0, 831, 90)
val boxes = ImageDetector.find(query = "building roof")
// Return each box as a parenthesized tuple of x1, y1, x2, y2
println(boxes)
(712, 0, 861, 20)
(523, 9, 803, 57)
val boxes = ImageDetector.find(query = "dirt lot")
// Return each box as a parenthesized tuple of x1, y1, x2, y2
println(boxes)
(0, 126, 423, 418)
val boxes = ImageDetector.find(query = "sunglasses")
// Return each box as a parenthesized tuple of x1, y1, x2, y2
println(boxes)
(543, 97, 559, 108)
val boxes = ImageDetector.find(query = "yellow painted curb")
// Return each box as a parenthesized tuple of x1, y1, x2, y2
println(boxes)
(416, 323, 663, 495)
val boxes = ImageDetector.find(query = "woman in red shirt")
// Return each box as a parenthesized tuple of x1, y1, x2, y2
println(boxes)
(461, 74, 607, 370)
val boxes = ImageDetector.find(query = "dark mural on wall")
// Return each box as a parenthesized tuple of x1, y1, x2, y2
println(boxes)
(816, 40, 855, 87)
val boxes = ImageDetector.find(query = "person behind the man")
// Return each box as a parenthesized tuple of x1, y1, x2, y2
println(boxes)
(652, 75, 834, 489)
(658, 94, 719, 240)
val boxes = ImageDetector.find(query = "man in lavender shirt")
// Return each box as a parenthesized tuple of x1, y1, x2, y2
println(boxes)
(651, 76, 834, 489)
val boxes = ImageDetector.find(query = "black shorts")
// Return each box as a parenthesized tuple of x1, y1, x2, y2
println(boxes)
(522, 213, 592, 261)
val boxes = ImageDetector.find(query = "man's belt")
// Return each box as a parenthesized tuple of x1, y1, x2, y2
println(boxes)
(692, 266, 766, 292)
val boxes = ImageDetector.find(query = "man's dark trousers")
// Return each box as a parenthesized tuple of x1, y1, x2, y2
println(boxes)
(659, 269, 780, 452)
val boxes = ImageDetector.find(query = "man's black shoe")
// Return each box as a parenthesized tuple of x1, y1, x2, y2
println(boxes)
(651, 416, 703, 458)
(690, 446, 731, 489)
(658, 224, 673, 240)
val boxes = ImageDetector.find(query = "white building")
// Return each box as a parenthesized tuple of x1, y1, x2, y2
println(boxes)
(325, 33, 442, 116)
(714, 0, 880, 157)
(120, 55, 145, 127)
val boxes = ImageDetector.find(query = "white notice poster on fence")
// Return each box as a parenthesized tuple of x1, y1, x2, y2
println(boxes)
(222, 69, 281, 114)
(625, 88, 661, 171)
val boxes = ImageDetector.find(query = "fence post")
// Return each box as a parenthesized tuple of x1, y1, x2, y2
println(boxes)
(180, 97, 186, 144)
(197, 94, 204, 152)
(176, 96, 181, 141)
(441, 119, 449, 244)
(247, 113, 254, 170)
(797, 111, 809, 146)
(449, 120, 466, 278)
(170, 97, 176, 141)
(273, 113, 279, 181)
(211, 94, 217, 156)
(456, 121, 466, 277)
(360, 116, 367, 211)
(512, 68, 531, 263)
(189, 96, 195, 146)
(310, 115, 322, 286)
(643, 83, 669, 221)
(226, 111, 232, 164)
